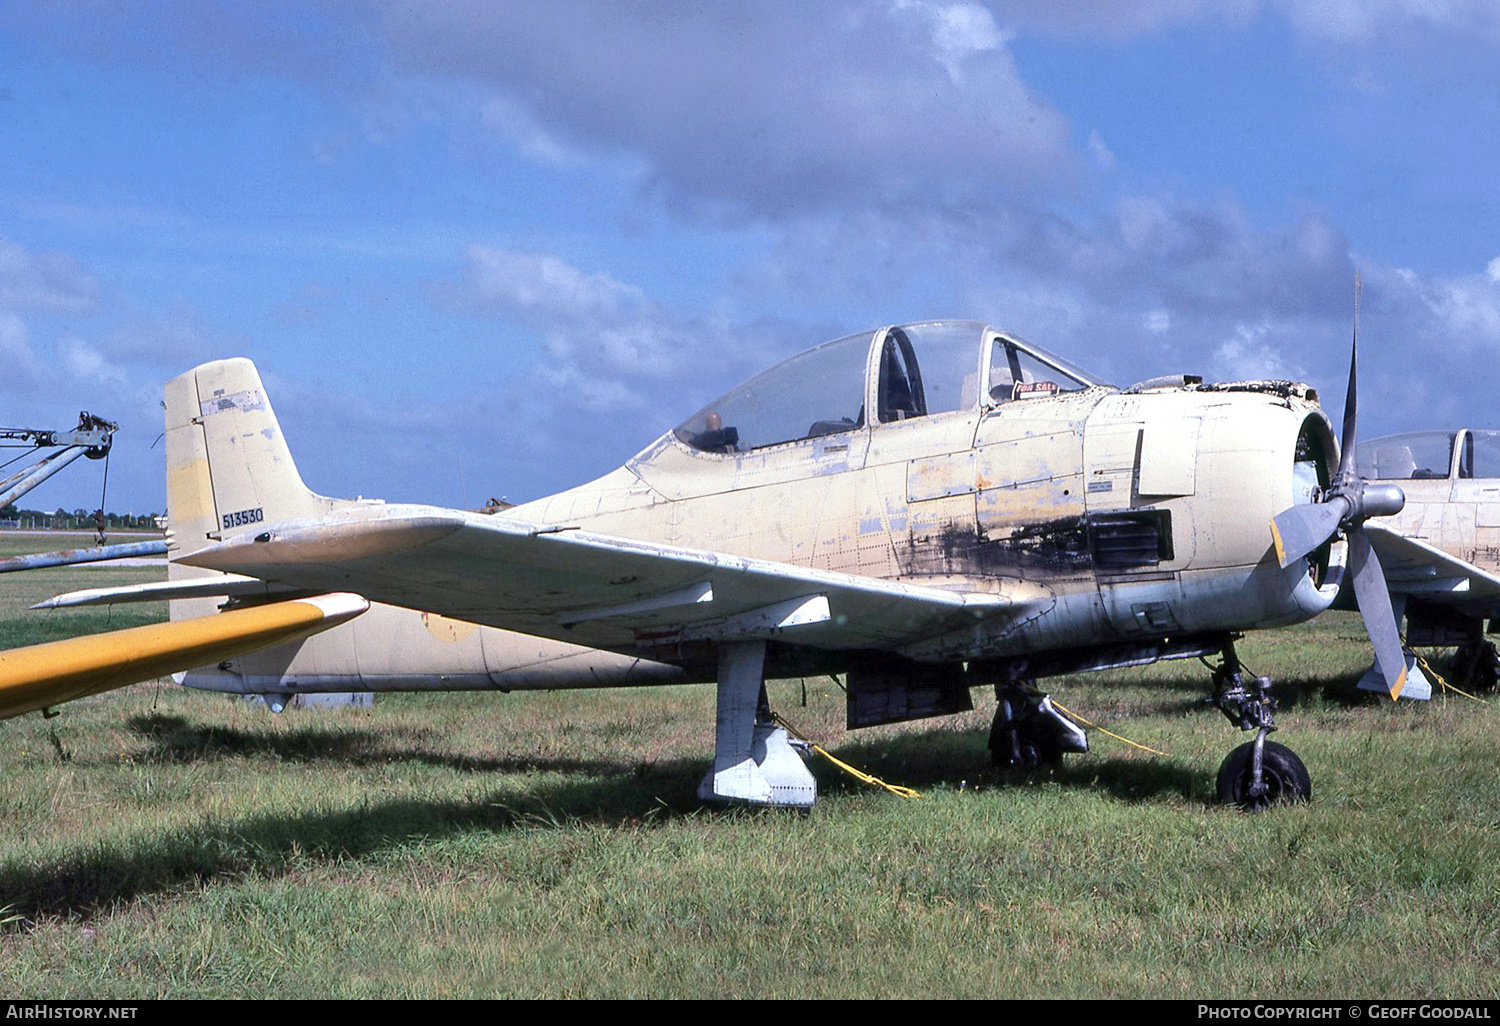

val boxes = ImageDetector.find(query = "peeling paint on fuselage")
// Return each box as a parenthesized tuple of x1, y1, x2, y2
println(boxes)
(897, 518, 1092, 579)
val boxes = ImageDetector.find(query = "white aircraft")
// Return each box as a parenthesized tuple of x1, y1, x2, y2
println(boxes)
(1343, 428, 1500, 698)
(36, 320, 1409, 809)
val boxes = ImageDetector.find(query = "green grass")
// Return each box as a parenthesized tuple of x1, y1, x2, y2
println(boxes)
(2, 538, 1499, 998)
(0, 532, 166, 645)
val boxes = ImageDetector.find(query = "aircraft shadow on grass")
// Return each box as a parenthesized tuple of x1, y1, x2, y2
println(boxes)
(1138, 671, 1375, 716)
(123, 712, 635, 778)
(122, 709, 1209, 807)
(13, 693, 1348, 922)
(2, 768, 713, 922)
(817, 723, 1201, 804)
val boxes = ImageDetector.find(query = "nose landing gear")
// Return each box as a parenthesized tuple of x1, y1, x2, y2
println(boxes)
(1209, 639, 1311, 811)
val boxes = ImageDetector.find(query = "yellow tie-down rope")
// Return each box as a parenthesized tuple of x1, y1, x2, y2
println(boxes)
(772, 712, 922, 798)
(1408, 645, 1488, 704)
(1045, 697, 1169, 758)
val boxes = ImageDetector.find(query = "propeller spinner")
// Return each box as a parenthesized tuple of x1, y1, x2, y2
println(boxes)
(1270, 282, 1408, 698)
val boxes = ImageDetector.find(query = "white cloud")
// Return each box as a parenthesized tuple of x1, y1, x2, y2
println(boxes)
(479, 97, 579, 166)
(0, 239, 99, 313)
(58, 336, 132, 393)
(1087, 129, 1117, 171)
(1212, 321, 1306, 381)
(378, 1, 1075, 218)
(455, 245, 774, 432)
(1384, 264, 1500, 345)
(465, 246, 645, 324)
(979, 1, 1499, 46)
(1270, 0, 1500, 44)
(893, 0, 1013, 82)
(0, 312, 45, 391)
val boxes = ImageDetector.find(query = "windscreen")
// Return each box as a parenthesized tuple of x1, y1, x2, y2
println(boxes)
(674, 329, 874, 452)
(1358, 431, 1455, 480)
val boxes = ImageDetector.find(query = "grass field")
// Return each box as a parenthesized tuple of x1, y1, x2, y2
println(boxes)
(2, 534, 1499, 998)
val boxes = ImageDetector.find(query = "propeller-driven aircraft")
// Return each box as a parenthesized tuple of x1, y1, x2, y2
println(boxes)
(35, 319, 1410, 809)
(1342, 427, 1500, 698)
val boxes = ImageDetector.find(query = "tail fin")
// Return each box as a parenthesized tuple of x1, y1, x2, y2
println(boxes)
(164, 358, 354, 618)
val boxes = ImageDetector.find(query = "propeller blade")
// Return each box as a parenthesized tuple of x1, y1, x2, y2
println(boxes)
(1337, 273, 1362, 480)
(1348, 527, 1407, 700)
(1270, 501, 1345, 569)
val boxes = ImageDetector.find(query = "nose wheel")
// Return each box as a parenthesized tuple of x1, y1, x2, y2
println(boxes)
(1209, 639, 1311, 811)
(1216, 738, 1311, 810)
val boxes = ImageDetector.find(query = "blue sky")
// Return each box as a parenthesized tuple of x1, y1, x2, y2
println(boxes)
(3, 1, 1499, 515)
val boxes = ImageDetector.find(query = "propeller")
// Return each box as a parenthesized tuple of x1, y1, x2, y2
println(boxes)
(1269, 277, 1409, 698)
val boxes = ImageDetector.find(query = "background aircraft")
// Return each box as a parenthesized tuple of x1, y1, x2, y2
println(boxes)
(39, 321, 1409, 809)
(1348, 428, 1500, 698)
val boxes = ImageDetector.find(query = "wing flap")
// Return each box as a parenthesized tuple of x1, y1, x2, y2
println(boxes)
(0, 593, 368, 719)
(178, 504, 1026, 655)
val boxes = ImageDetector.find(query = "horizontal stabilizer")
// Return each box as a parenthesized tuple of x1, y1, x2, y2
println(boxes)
(33, 575, 304, 610)
(0, 593, 368, 720)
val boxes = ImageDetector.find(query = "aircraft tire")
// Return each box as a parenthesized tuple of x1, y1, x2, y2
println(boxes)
(988, 720, 1063, 769)
(1017, 719, 1063, 766)
(1448, 642, 1500, 692)
(1216, 740, 1311, 811)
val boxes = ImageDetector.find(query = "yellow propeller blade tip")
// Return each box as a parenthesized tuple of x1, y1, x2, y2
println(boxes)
(1388, 667, 1407, 702)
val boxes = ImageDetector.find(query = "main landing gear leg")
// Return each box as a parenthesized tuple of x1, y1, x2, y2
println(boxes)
(1449, 636, 1500, 692)
(988, 683, 1088, 769)
(1209, 638, 1310, 811)
(696, 640, 817, 808)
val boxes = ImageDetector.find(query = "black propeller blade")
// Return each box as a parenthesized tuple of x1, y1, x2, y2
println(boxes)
(1269, 278, 1409, 698)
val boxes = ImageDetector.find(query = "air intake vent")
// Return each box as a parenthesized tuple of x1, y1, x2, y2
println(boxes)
(1089, 509, 1173, 569)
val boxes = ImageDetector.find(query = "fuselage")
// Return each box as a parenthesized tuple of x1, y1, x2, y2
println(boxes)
(1362, 429, 1500, 575)
(1355, 428, 1500, 625)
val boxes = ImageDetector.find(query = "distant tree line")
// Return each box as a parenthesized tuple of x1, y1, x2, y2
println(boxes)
(0, 505, 166, 531)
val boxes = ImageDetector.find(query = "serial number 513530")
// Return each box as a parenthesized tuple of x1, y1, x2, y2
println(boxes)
(222, 507, 265, 530)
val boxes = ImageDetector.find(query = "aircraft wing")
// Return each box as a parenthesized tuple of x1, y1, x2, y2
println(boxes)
(0, 593, 368, 719)
(177, 504, 1029, 657)
(1363, 523, 1500, 601)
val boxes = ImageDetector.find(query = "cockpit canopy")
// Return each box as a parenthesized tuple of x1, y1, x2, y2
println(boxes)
(1359, 429, 1500, 481)
(674, 321, 1104, 454)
